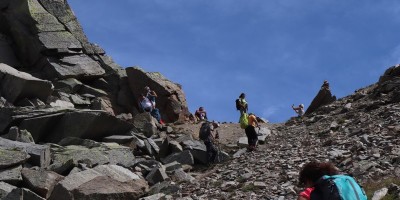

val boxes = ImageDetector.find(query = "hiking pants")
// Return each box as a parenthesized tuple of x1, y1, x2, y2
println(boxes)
(245, 125, 258, 146)
(150, 108, 161, 123)
(204, 141, 217, 163)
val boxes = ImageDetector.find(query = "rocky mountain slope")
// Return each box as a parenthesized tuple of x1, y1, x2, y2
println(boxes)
(0, 0, 400, 199)
(177, 65, 400, 199)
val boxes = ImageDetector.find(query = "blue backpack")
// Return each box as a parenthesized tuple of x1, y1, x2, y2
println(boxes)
(311, 175, 367, 200)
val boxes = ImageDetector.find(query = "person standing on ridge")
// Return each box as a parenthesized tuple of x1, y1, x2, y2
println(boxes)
(236, 93, 248, 115)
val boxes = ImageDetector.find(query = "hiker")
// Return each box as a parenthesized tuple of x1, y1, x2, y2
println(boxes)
(199, 122, 218, 164)
(138, 94, 152, 112)
(236, 93, 248, 115)
(144, 86, 157, 108)
(147, 90, 157, 108)
(298, 161, 367, 200)
(245, 113, 259, 151)
(292, 104, 305, 117)
(138, 94, 162, 123)
(195, 107, 207, 121)
(321, 80, 330, 90)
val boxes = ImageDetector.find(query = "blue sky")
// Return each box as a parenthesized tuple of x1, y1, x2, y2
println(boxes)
(68, 0, 400, 123)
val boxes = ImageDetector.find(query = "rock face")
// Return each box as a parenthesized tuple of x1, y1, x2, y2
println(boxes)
(305, 87, 336, 115)
(126, 67, 190, 123)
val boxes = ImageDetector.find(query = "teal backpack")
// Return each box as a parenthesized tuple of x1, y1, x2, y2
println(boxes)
(311, 175, 367, 200)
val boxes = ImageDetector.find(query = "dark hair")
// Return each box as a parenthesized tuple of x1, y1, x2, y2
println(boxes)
(299, 161, 339, 185)
(239, 93, 245, 98)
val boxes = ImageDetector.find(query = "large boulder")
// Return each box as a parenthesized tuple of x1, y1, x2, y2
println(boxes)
(21, 168, 64, 199)
(49, 166, 148, 200)
(0, 138, 50, 168)
(50, 142, 136, 171)
(305, 87, 336, 115)
(0, 148, 29, 169)
(0, 165, 22, 184)
(0, 181, 16, 199)
(126, 67, 190, 123)
(0, 63, 53, 103)
(4, 188, 45, 200)
(1, 107, 135, 143)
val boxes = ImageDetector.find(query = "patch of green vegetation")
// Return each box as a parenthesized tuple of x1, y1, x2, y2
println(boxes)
(363, 177, 400, 200)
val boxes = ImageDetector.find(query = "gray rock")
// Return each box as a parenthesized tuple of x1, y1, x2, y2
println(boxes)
(139, 193, 166, 200)
(103, 135, 135, 144)
(158, 138, 170, 159)
(238, 137, 249, 147)
(372, 187, 388, 200)
(305, 87, 336, 115)
(21, 168, 64, 199)
(4, 188, 45, 200)
(54, 78, 83, 93)
(147, 138, 160, 154)
(69, 94, 91, 105)
(46, 55, 105, 79)
(0, 63, 53, 103)
(162, 150, 194, 165)
(164, 161, 182, 173)
(148, 181, 180, 195)
(17, 109, 134, 143)
(146, 166, 169, 185)
(51, 142, 135, 170)
(49, 100, 75, 109)
(49, 168, 148, 200)
(0, 181, 16, 199)
(169, 140, 183, 153)
(0, 165, 22, 184)
(0, 147, 30, 169)
(92, 165, 141, 182)
(1, 126, 34, 143)
(173, 168, 195, 183)
(47, 159, 74, 175)
(233, 148, 247, 158)
(78, 84, 108, 97)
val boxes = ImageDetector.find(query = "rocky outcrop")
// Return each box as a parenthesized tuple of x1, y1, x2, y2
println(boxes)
(0, 107, 135, 143)
(305, 87, 336, 115)
(0, 63, 53, 104)
(126, 67, 190, 123)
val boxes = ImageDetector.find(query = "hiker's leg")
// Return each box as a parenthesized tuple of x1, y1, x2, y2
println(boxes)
(245, 126, 250, 147)
(209, 143, 217, 163)
(205, 141, 217, 163)
(249, 126, 258, 148)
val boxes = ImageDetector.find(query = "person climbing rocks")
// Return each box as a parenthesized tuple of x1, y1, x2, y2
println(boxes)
(236, 93, 248, 115)
(245, 113, 259, 151)
(292, 104, 305, 117)
(321, 80, 330, 90)
(138, 93, 162, 124)
(199, 121, 219, 165)
(195, 107, 207, 121)
(298, 161, 367, 200)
